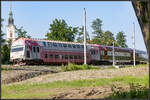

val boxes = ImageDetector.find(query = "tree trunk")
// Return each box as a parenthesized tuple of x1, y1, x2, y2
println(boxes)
(132, 1, 150, 99)
(132, 1, 149, 53)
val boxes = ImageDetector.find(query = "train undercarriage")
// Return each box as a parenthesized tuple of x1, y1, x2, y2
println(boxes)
(11, 59, 148, 66)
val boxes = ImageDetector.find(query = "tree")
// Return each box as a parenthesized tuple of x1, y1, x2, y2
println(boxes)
(91, 30, 116, 46)
(90, 38, 102, 44)
(132, 1, 149, 53)
(15, 26, 31, 39)
(116, 31, 128, 48)
(101, 31, 115, 46)
(1, 44, 10, 64)
(1, 19, 5, 44)
(76, 26, 90, 43)
(45, 19, 78, 42)
(91, 18, 103, 38)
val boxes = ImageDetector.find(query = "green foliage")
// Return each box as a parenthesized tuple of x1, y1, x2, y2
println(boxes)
(1, 18, 11, 64)
(90, 18, 128, 47)
(76, 26, 90, 43)
(91, 18, 103, 38)
(91, 30, 116, 46)
(101, 30, 115, 46)
(90, 18, 116, 46)
(116, 31, 128, 48)
(1, 18, 5, 44)
(125, 64, 148, 68)
(0, 33, 5, 44)
(1, 67, 9, 71)
(15, 26, 31, 39)
(108, 83, 148, 99)
(61, 63, 99, 71)
(1, 44, 10, 64)
(45, 19, 78, 42)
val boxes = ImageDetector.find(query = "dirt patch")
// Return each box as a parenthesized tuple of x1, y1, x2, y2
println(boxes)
(1, 65, 60, 84)
(13, 66, 148, 85)
(50, 83, 131, 99)
(51, 87, 112, 99)
(2, 71, 52, 84)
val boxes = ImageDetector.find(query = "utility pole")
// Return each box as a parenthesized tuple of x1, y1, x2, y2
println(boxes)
(113, 41, 115, 66)
(84, 8, 87, 64)
(133, 22, 136, 66)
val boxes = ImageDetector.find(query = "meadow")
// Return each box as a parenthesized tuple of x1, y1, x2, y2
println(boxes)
(1, 64, 149, 99)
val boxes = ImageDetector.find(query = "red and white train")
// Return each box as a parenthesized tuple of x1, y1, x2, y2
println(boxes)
(10, 38, 148, 65)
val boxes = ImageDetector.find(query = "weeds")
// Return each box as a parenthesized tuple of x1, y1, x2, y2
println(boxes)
(108, 83, 148, 99)
(61, 63, 99, 71)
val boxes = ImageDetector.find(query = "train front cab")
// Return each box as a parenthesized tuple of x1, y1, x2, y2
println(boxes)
(10, 44, 25, 64)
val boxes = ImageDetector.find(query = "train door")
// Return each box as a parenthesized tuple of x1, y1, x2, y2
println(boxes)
(104, 50, 108, 60)
(32, 46, 40, 59)
(90, 49, 100, 61)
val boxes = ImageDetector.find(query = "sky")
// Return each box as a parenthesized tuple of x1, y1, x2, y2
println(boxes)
(1, 1, 147, 51)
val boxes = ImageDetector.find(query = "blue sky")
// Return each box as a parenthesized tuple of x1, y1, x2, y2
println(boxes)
(1, 1, 146, 51)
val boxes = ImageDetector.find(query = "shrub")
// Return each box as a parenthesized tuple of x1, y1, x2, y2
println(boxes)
(108, 83, 148, 99)
(61, 63, 99, 71)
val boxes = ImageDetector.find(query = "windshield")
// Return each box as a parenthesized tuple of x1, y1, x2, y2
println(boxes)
(11, 45, 24, 52)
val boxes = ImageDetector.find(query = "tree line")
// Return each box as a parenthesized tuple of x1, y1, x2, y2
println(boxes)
(45, 18, 128, 48)
(1, 18, 128, 64)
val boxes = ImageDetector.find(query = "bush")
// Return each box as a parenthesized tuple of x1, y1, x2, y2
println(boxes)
(108, 83, 148, 99)
(61, 63, 99, 71)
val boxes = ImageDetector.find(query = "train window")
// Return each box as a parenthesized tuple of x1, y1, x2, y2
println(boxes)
(55, 55, 59, 59)
(49, 54, 53, 59)
(26, 51, 30, 58)
(11, 47, 23, 52)
(69, 55, 73, 59)
(62, 55, 65, 59)
(72, 44, 76, 48)
(65, 55, 68, 59)
(81, 45, 83, 48)
(82, 56, 84, 59)
(63, 44, 67, 48)
(68, 44, 72, 48)
(47, 42, 51, 47)
(78, 56, 82, 59)
(37, 47, 40, 52)
(33, 47, 36, 52)
(26, 45, 29, 49)
(58, 43, 62, 47)
(45, 54, 48, 59)
(101, 50, 104, 55)
(77, 45, 80, 48)
(104, 51, 107, 55)
(74, 55, 77, 59)
(91, 50, 96, 55)
(43, 42, 46, 47)
(53, 43, 57, 47)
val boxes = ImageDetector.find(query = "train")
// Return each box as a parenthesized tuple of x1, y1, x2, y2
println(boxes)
(10, 37, 148, 65)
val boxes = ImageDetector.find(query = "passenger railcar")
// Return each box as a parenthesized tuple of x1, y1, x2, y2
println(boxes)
(10, 38, 148, 65)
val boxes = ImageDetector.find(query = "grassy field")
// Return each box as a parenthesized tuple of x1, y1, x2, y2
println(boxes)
(1, 64, 149, 99)
(2, 75, 148, 99)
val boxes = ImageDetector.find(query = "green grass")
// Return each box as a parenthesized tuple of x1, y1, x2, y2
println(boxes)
(2, 75, 148, 99)
(61, 63, 100, 71)
(124, 64, 148, 68)
(61, 63, 148, 72)
(108, 83, 148, 99)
